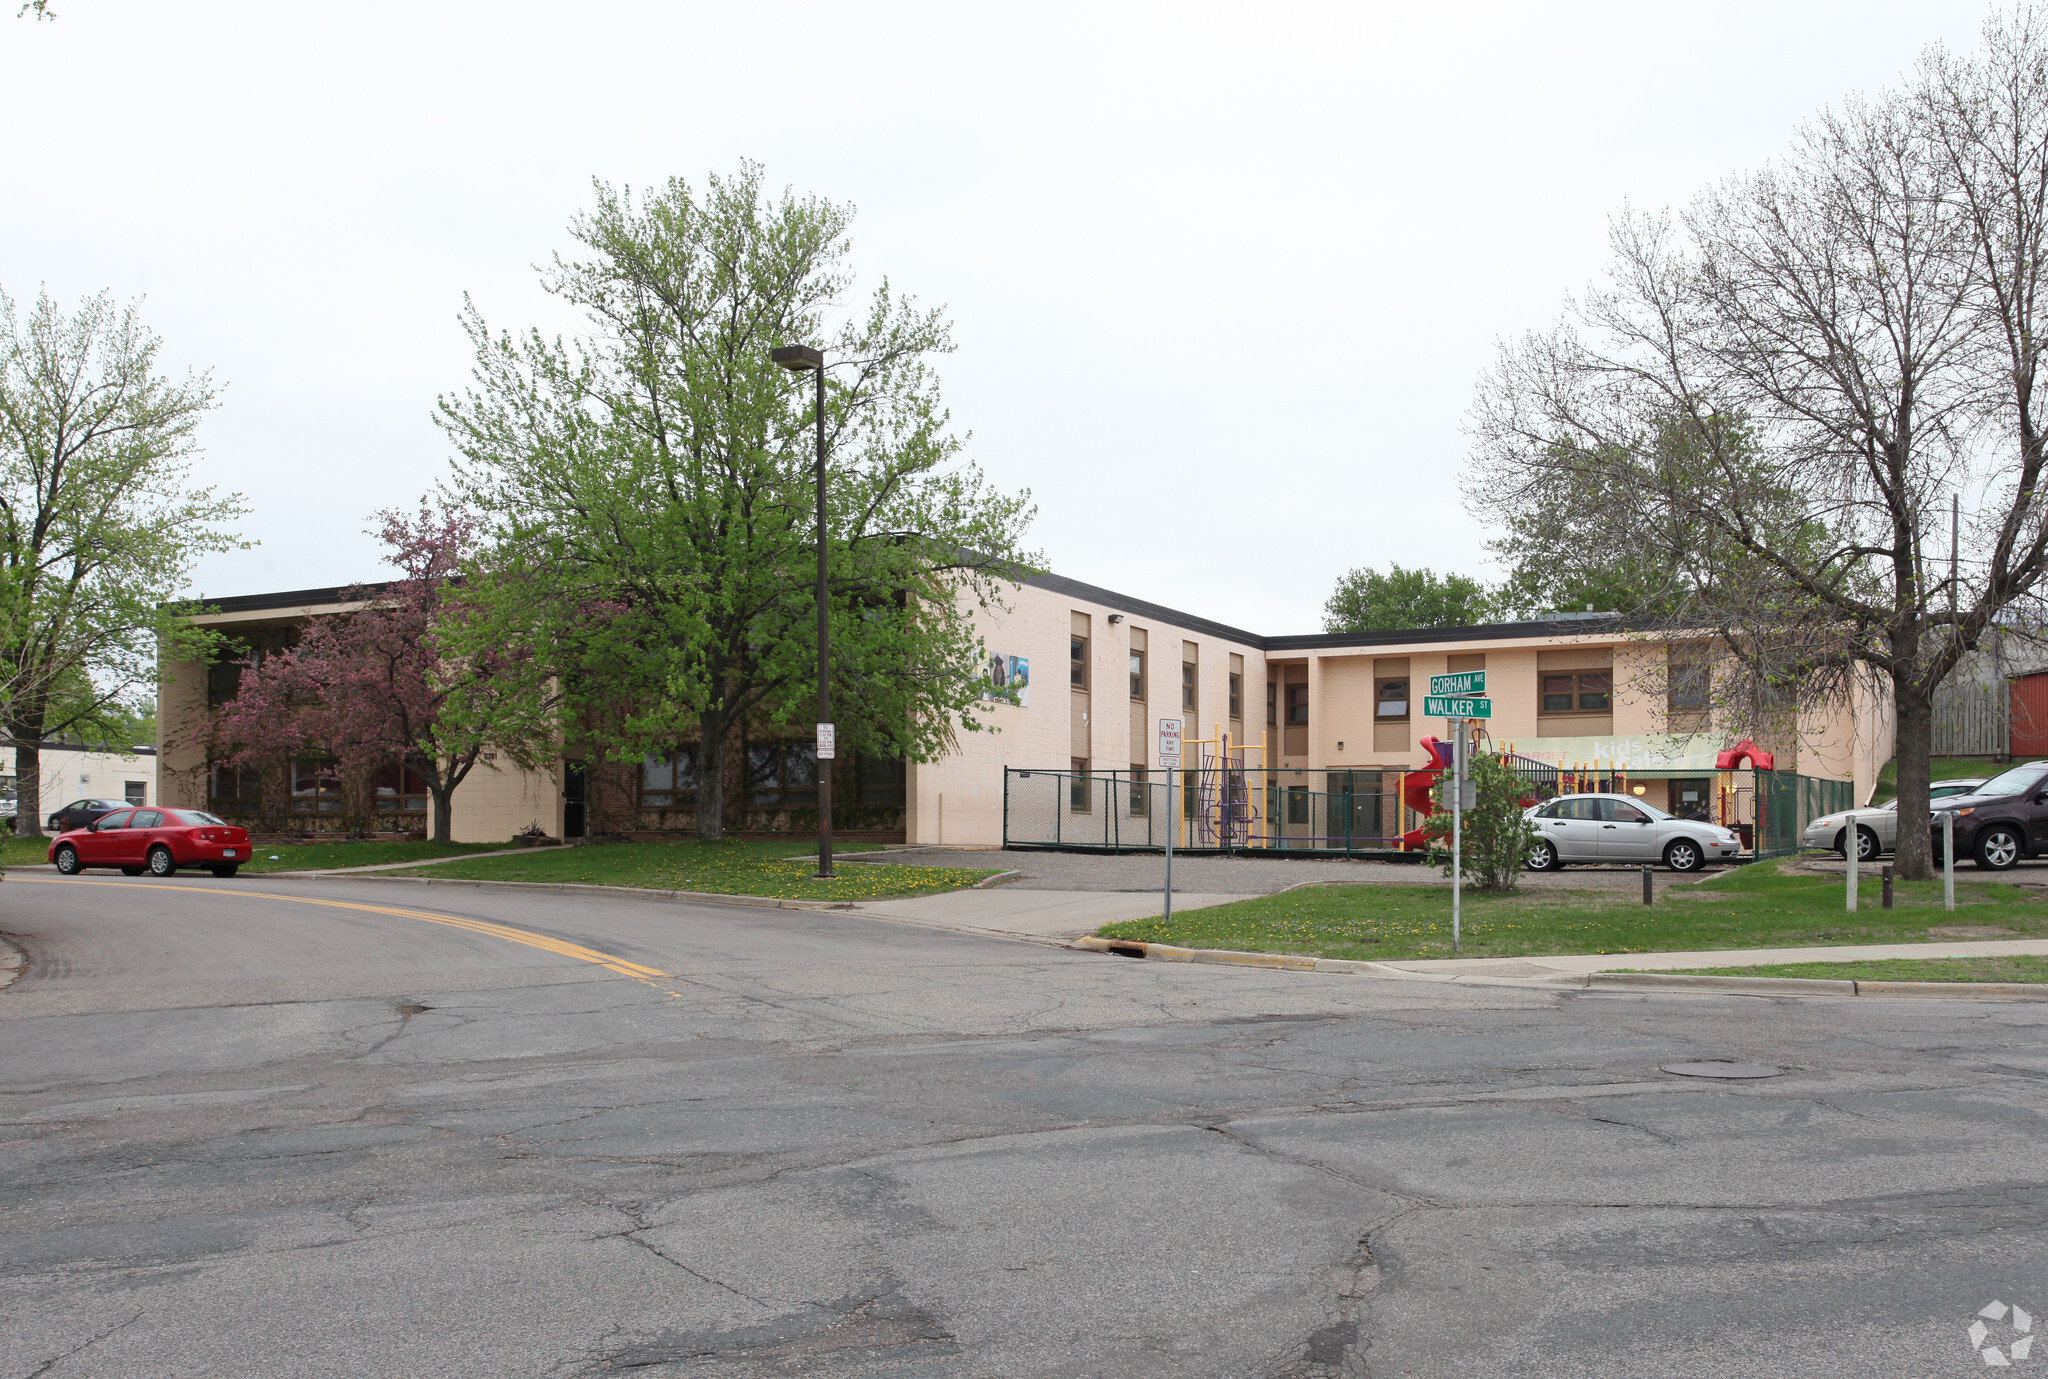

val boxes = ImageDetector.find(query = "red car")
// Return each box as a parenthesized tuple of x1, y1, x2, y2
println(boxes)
(49, 808, 250, 879)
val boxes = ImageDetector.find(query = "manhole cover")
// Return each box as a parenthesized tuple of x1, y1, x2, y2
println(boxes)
(1661, 1061, 1782, 1079)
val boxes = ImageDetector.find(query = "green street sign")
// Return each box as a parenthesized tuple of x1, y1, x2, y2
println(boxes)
(1425, 695, 1492, 719)
(1429, 671, 1486, 697)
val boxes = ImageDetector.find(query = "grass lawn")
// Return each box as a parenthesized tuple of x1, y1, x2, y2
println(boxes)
(1868, 755, 2040, 804)
(1642, 955, 2048, 983)
(0, 835, 506, 872)
(386, 839, 999, 901)
(1095, 858, 2048, 962)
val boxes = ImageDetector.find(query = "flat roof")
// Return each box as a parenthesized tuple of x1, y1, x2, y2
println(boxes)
(188, 570, 1630, 651)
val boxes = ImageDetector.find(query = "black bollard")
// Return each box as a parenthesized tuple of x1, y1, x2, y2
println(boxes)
(1882, 865, 1894, 910)
(1642, 864, 1653, 905)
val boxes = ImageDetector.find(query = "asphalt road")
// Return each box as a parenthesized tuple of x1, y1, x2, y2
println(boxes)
(4, 874, 2047, 1377)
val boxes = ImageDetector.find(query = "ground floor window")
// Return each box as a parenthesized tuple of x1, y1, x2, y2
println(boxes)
(1129, 765, 1148, 815)
(374, 763, 430, 812)
(856, 753, 906, 807)
(1069, 757, 1091, 812)
(641, 747, 698, 808)
(289, 759, 343, 813)
(209, 763, 261, 815)
(749, 741, 818, 807)
(124, 780, 146, 806)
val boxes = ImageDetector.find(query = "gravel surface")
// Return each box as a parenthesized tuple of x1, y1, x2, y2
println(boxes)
(847, 845, 1719, 893)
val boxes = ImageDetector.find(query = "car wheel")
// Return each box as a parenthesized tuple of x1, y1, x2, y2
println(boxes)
(1526, 839, 1562, 871)
(53, 845, 81, 875)
(119, 866, 144, 877)
(1665, 838, 1706, 873)
(1976, 826, 2024, 871)
(208, 865, 239, 879)
(146, 846, 176, 877)
(1856, 826, 1882, 863)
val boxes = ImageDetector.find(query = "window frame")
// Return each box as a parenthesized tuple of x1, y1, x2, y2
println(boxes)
(1286, 683, 1309, 726)
(1228, 671, 1242, 720)
(1069, 756, 1092, 813)
(1374, 677, 1411, 722)
(640, 746, 699, 809)
(288, 758, 343, 813)
(1071, 636, 1089, 690)
(748, 741, 819, 808)
(1267, 681, 1278, 728)
(1128, 765, 1149, 816)
(1541, 670, 1613, 716)
(1181, 662, 1197, 713)
(1129, 648, 1146, 701)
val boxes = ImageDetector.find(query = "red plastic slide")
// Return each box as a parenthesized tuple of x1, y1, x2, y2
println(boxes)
(1399, 735, 1454, 849)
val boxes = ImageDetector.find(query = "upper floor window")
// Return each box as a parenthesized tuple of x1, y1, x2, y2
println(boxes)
(1129, 649, 1146, 700)
(1376, 678, 1409, 720)
(1543, 672, 1611, 714)
(1669, 659, 1710, 713)
(1286, 683, 1309, 725)
(1229, 672, 1243, 720)
(1182, 663, 1197, 712)
(1267, 681, 1278, 727)
(1071, 636, 1089, 689)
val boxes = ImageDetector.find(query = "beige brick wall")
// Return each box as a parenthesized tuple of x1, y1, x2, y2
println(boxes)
(439, 756, 562, 844)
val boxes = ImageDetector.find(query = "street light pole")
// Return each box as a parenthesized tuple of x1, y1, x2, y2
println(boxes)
(773, 343, 833, 878)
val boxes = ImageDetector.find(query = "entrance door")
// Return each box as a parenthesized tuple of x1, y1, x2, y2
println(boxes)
(562, 762, 587, 839)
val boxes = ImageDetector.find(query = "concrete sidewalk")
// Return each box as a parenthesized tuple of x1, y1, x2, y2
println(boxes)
(1382, 937, 2048, 981)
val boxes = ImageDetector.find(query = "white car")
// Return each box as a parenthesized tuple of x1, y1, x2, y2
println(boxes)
(1525, 792, 1744, 873)
(1801, 778, 1987, 861)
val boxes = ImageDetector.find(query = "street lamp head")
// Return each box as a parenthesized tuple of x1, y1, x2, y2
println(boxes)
(772, 344, 824, 372)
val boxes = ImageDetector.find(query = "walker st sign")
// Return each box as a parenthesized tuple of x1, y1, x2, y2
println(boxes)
(1424, 695, 1492, 719)
(1429, 671, 1486, 697)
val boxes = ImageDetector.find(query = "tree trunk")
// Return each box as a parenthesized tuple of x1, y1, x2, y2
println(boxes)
(12, 734, 43, 839)
(1892, 682, 1935, 880)
(696, 713, 729, 840)
(429, 784, 453, 843)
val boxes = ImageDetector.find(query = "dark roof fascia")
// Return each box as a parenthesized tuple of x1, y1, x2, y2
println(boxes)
(1264, 617, 1637, 653)
(1019, 571, 1268, 648)
(3, 738, 157, 757)
(179, 581, 400, 615)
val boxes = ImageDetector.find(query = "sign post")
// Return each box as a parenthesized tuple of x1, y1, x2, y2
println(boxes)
(1451, 719, 1465, 952)
(1427, 675, 1489, 955)
(1158, 717, 1184, 922)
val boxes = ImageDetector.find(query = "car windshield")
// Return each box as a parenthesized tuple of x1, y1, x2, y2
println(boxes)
(1967, 764, 2048, 799)
(172, 809, 226, 826)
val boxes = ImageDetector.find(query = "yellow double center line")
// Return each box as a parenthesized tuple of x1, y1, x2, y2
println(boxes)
(10, 878, 671, 980)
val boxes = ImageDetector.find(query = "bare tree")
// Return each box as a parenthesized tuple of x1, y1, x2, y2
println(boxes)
(1469, 7, 2048, 879)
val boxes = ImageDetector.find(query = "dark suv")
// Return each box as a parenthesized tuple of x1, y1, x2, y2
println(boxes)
(1930, 762, 2048, 870)
(46, 798, 129, 834)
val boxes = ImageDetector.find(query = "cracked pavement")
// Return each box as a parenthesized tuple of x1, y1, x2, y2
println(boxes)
(2, 873, 2046, 1376)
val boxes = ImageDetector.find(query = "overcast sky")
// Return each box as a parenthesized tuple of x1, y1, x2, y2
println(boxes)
(0, 0, 1996, 634)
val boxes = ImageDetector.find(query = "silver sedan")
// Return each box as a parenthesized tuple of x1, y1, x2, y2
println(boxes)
(1801, 779, 1986, 861)
(1525, 793, 1744, 872)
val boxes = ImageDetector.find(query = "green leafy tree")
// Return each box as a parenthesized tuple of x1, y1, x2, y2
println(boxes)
(1322, 564, 1496, 633)
(439, 166, 1037, 837)
(1421, 752, 1539, 892)
(0, 289, 245, 835)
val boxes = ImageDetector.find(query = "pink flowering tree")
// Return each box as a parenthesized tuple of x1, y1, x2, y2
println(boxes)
(211, 503, 560, 841)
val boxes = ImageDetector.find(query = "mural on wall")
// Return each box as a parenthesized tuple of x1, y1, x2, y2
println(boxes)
(985, 654, 1029, 707)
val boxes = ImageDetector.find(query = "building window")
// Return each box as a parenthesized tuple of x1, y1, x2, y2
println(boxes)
(1129, 765, 1148, 816)
(1287, 787, 1310, 825)
(1229, 672, 1243, 720)
(1286, 684, 1309, 725)
(641, 747, 699, 808)
(1183, 769, 1199, 819)
(373, 763, 430, 812)
(124, 780, 146, 806)
(1542, 672, 1612, 714)
(289, 758, 342, 813)
(1071, 636, 1089, 689)
(1267, 681, 1278, 728)
(209, 763, 261, 815)
(206, 659, 245, 707)
(1669, 659, 1710, 716)
(1129, 650, 1146, 700)
(1376, 678, 1409, 720)
(748, 742, 818, 807)
(1070, 757, 1091, 812)
(856, 754, 906, 807)
(1182, 662, 1197, 713)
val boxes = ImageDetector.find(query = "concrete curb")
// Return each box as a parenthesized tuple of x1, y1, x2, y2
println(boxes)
(1071, 936, 2048, 1000)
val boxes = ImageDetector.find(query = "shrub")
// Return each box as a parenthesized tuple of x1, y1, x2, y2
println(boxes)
(1421, 751, 1539, 892)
